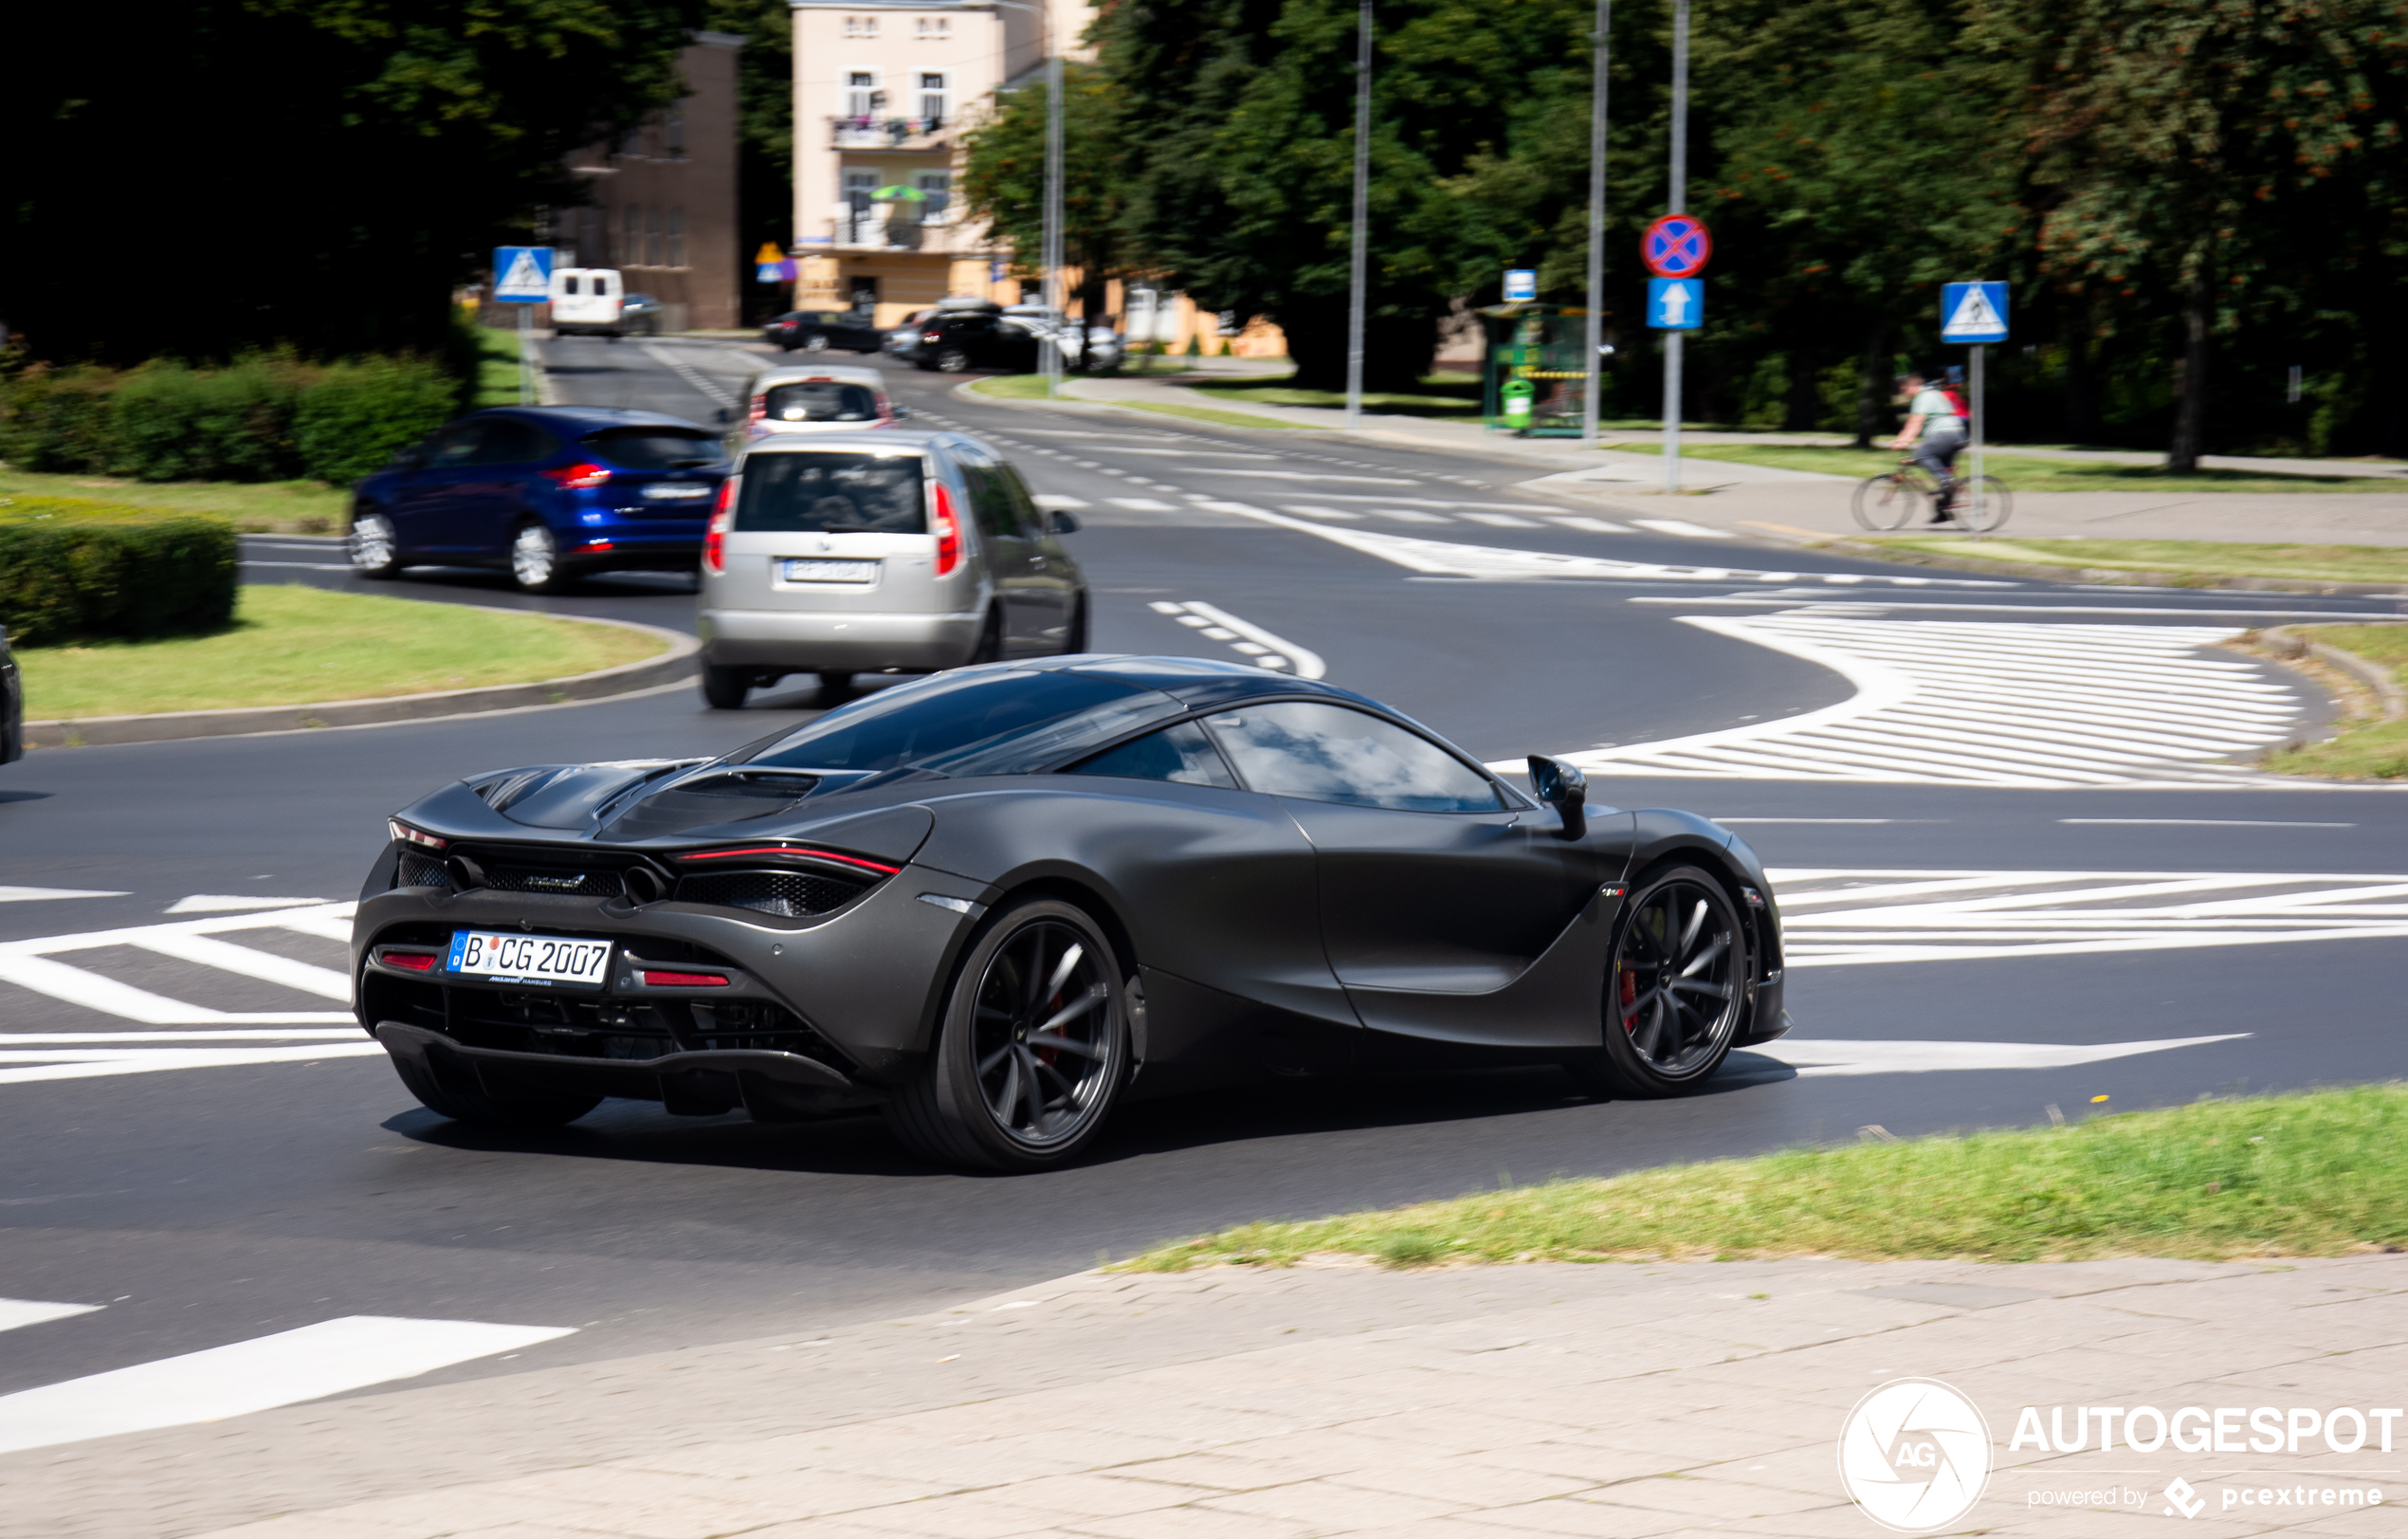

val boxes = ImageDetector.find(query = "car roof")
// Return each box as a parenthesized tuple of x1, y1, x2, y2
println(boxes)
(737, 428, 952, 458)
(1021, 655, 1378, 710)
(750, 364, 885, 389)
(469, 406, 706, 433)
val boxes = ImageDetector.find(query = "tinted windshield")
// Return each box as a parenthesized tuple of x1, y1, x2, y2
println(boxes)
(742, 669, 1178, 777)
(763, 382, 881, 424)
(735, 449, 924, 533)
(585, 428, 725, 469)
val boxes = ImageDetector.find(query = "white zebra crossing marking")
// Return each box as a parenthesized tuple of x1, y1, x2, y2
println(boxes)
(1746, 1035, 2249, 1075)
(0, 886, 128, 905)
(1768, 868, 2408, 965)
(1461, 512, 1540, 527)
(0, 1298, 102, 1333)
(163, 894, 332, 913)
(1280, 504, 1368, 521)
(1551, 516, 1632, 533)
(1551, 615, 2294, 787)
(1630, 518, 1733, 539)
(1106, 497, 1176, 511)
(0, 1315, 575, 1455)
(1145, 601, 1326, 678)
(1031, 494, 1088, 510)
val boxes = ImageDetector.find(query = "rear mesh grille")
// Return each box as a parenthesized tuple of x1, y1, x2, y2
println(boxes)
(483, 864, 623, 898)
(396, 852, 453, 889)
(675, 869, 868, 918)
(358, 969, 855, 1076)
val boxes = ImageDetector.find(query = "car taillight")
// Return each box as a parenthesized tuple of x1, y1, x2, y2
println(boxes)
(380, 951, 439, 973)
(747, 394, 767, 424)
(542, 462, 611, 488)
(703, 482, 736, 576)
(641, 970, 729, 988)
(930, 481, 961, 577)
(388, 819, 446, 850)
(921, 332, 941, 343)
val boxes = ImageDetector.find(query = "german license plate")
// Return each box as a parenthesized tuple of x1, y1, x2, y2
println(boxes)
(642, 483, 713, 501)
(447, 930, 612, 989)
(781, 559, 877, 583)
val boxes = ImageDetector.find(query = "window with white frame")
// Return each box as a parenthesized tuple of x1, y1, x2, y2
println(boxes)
(846, 70, 880, 119)
(915, 16, 951, 39)
(916, 171, 951, 219)
(842, 169, 879, 240)
(843, 15, 879, 37)
(667, 208, 686, 268)
(918, 72, 947, 123)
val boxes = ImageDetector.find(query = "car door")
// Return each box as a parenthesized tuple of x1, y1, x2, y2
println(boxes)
(1197, 701, 1627, 1046)
(447, 416, 558, 559)
(389, 421, 488, 555)
(951, 444, 1041, 651)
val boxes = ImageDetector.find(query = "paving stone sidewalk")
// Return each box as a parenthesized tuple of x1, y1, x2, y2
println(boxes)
(11, 1255, 2402, 1539)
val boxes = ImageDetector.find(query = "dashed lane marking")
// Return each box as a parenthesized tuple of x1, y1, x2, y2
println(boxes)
(1766, 868, 2408, 965)
(0, 1299, 103, 1334)
(0, 886, 128, 905)
(1107, 498, 1177, 511)
(641, 344, 743, 411)
(1550, 517, 1633, 533)
(1461, 512, 1541, 527)
(0, 1315, 576, 1455)
(1191, 469, 1422, 486)
(1629, 518, 1734, 540)
(1146, 601, 1326, 677)
(1541, 615, 2294, 788)
(163, 894, 336, 914)
(1032, 494, 1088, 510)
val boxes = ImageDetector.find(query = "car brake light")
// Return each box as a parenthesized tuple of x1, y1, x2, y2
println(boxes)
(704, 482, 736, 575)
(543, 461, 611, 488)
(747, 393, 767, 424)
(673, 845, 902, 875)
(388, 819, 446, 850)
(922, 332, 941, 343)
(381, 951, 439, 973)
(930, 481, 961, 577)
(641, 970, 729, 988)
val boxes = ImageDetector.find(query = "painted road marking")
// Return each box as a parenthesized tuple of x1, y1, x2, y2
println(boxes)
(163, 895, 334, 914)
(1193, 469, 1421, 485)
(1032, 494, 1088, 510)
(1106, 498, 1176, 511)
(1551, 517, 1633, 533)
(1746, 1035, 2249, 1075)
(1542, 616, 2294, 788)
(1460, 512, 1540, 527)
(1146, 601, 1325, 678)
(1630, 518, 1734, 540)
(1767, 868, 2408, 965)
(0, 887, 129, 905)
(0, 1298, 103, 1334)
(0, 1315, 575, 1456)
(1281, 505, 1368, 521)
(1368, 509, 1452, 523)
(1089, 447, 1282, 459)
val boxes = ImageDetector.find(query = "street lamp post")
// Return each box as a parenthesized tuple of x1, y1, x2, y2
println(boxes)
(1345, 0, 1373, 433)
(994, 1, 1065, 398)
(1581, 0, 1611, 449)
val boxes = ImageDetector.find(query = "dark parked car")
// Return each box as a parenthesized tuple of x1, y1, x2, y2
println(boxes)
(903, 311, 1042, 374)
(620, 293, 666, 336)
(348, 408, 731, 593)
(763, 310, 885, 354)
(353, 657, 1790, 1171)
(0, 628, 21, 765)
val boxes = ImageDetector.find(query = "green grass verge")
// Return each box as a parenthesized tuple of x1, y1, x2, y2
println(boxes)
(1859, 536, 2408, 587)
(966, 373, 1065, 401)
(968, 376, 1309, 430)
(0, 470, 347, 533)
(1644, 442, 2403, 494)
(1121, 1084, 2408, 1270)
(18, 583, 664, 718)
(1184, 372, 1486, 418)
(2261, 624, 2408, 779)
(468, 323, 529, 409)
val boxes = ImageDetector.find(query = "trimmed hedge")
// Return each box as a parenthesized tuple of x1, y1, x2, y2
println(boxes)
(0, 352, 456, 486)
(0, 498, 238, 646)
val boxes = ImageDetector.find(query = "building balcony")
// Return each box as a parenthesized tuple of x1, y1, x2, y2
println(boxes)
(828, 116, 952, 152)
(831, 207, 976, 253)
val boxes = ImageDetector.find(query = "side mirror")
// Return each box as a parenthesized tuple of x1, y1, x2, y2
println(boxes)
(1048, 509, 1081, 534)
(1526, 754, 1587, 841)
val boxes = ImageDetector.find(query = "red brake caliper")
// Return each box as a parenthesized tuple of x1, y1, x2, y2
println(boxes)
(1618, 965, 1639, 1034)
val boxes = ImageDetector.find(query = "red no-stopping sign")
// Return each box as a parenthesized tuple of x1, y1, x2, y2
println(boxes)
(1642, 214, 1713, 279)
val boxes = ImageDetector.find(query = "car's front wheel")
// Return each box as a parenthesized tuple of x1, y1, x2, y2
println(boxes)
(349, 510, 400, 579)
(1572, 864, 1746, 1098)
(510, 522, 568, 593)
(801, 334, 831, 353)
(885, 898, 1129, 1171)
(389, 1052, 600, 1128)
(700, 664, 751, 709)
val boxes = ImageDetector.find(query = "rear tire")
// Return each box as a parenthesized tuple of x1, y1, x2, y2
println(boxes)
(701, 664, 751, 709)
(510, 522, 570, 593)
(817, 670, 855, 702)
(349, 510, 400, 579)
(1061, 593, 1089, 655)
(883, 899, 1129, 1171)
(389, 1053, 600, 1128)
(802, 334, 832, 353)
(936, 346, 974, 374)
(1851, 472, 1925, 532)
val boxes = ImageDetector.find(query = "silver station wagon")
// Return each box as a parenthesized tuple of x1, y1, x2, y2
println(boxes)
(697, 431, 1088, 708)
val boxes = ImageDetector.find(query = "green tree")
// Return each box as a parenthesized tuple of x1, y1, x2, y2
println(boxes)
(4, 0, 695, 362)
(704, 0, 797, 325)
(959, 62, 1137, 322)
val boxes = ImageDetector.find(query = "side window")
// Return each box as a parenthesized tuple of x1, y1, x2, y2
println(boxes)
(1199, 702, 1504, 813)
(469, 419, 557, 467)
(954, 453, 1018, 541)
(1067, 721, 1236, 788)
(994, 464, 1047, 538)
(425, 422, 487, 468)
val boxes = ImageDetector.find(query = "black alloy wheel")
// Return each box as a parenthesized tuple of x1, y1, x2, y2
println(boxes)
(1576, 865, 1746, 1097)
(885, 899, 1129, 1170)
(389, 1052, 600, 1128)
(349, 509, 400, 578)
(802, 333, 831, 353)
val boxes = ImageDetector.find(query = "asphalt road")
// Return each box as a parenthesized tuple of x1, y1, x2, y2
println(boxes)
(5, 339, 2405, 1410)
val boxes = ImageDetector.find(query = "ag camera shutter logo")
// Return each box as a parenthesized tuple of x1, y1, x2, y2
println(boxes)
(1839, 1378, 1993, 1531)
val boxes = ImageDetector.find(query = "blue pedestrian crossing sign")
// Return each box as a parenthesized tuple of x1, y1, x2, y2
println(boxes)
(1940, 281, 2009, 343)
(1647, 278, 1703, 330)
(491, 247, 555, 303)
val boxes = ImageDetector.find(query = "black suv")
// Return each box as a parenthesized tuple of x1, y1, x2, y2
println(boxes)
(904, 311, 1041, 374)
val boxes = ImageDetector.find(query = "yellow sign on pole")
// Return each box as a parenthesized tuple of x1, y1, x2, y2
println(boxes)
(753, 242, 785, 266)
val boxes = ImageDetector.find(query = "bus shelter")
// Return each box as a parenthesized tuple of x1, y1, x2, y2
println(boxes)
(1481, 302, 1592, 436)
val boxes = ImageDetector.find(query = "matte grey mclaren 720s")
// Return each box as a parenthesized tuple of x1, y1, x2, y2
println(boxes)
(355, 656, 1790, 1170)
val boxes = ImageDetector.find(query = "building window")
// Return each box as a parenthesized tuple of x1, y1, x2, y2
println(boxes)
(916, 171, 951, 218)
(667, 208, 686, 269)
(846, 70, 881, 119)
(665, 103, 686, 161)
(646, 206, 665, 268)
(842, 169, 878, 242)
(623, 205, 643, 266)
(915, 16, 951, 38)
(918, 72, 947, 124)
(843, 15, 878, 38)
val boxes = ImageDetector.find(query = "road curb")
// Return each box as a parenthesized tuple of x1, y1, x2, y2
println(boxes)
(25, 610, 697, 750)
(2263, 624, 2408, 721)
(1744, 528, 2408, 598)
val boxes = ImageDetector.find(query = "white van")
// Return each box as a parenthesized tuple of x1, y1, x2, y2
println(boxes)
(550, 268, 627, 338)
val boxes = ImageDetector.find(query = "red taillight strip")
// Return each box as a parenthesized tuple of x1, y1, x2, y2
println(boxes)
(388, 819, 446, 850)
(379, 950, 440, 972)
(673, 845, 900, 875)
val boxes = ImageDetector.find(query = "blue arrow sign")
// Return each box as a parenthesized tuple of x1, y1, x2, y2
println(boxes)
(491, 246, 555, 303)
(1940, 281, 2008, 343)
(1648, 278, 1703, 330)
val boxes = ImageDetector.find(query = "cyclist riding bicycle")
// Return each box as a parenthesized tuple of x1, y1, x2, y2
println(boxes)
(1888, 366, 1969, 522)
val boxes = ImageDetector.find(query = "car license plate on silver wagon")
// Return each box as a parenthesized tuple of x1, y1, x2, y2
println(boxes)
(447, 931, 612, 989)
(781, 559, 877, 583)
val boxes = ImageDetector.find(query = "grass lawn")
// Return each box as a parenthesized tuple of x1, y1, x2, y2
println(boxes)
(468, 322, 530, 408)
(1650, 442, 2405, 494)
(1183, 372, 1487, 418)
(0, 467, 348, 533)
(1860, 536, 2408, 587)
(1123, 1083, 2407, 1271)
(2261, 624, 2408, 779)
(19, 584, 665, 720)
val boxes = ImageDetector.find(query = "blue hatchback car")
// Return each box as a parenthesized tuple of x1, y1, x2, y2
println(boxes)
(347, 407, 731, 592)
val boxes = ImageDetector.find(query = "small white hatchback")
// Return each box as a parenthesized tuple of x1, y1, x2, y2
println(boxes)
(742, 364, 903, 440)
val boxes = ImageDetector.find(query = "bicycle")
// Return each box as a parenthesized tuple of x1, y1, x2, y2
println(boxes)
(1851, 456, 2010, 534)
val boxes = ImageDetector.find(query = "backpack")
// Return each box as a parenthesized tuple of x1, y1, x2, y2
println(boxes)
(1941, 384, 1970, 419)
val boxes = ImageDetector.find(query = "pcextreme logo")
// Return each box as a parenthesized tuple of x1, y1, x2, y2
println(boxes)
(1838, 1379, 1993, 1532)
